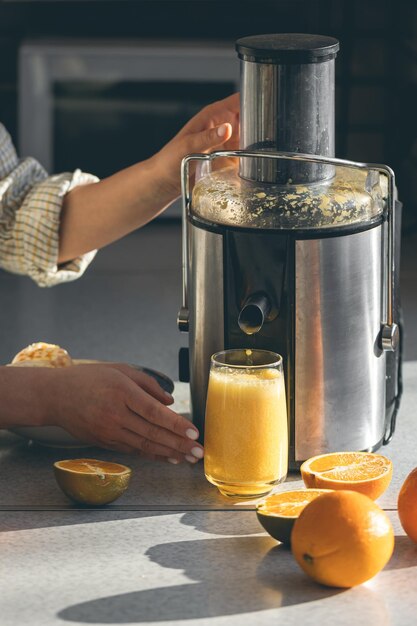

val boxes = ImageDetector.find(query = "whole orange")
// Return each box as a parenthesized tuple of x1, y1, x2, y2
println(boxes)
(291, 490, 394, 588)
(398, 467, 417, 543)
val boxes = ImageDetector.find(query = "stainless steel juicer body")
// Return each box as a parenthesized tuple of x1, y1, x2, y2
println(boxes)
(178, 151, 402, 467)
(177, 35, 402, 467)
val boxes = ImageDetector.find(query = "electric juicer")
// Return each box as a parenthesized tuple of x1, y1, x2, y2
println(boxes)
(178, 34, 402, 468)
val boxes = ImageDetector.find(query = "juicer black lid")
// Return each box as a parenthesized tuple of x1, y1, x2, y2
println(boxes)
(236, 34, 340, 64)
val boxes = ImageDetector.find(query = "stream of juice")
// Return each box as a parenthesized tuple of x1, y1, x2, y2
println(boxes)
(204, 366, 288, 497)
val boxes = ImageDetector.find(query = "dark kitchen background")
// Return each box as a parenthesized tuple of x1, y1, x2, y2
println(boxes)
(0, 0, 416, 377)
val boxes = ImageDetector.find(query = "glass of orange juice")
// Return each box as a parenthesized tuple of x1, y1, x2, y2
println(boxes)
(204, 349, 288, 498)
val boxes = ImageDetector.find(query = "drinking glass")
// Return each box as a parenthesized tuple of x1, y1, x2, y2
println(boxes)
(204, 349, 288, 498)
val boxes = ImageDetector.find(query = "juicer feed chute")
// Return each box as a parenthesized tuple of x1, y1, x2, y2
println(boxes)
(238, 33, 338, 185)
(178, 34, 402, 468)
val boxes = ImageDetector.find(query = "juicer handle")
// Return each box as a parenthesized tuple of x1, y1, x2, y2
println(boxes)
(177, 153, 212, 333)
(378, 167, 400, 352)
(178, 150, 398, 351)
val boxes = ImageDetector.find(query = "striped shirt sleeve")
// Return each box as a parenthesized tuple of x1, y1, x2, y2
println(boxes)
(0, 123, 99, 287)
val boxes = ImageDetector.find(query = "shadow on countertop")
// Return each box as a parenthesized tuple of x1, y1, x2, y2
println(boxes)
(57, 536, 344, 622)
(57, 532, 415, 623)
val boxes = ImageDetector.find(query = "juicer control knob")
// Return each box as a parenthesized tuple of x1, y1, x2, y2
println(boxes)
(381, 323, 400, 352)
(177, 307, 189, 333)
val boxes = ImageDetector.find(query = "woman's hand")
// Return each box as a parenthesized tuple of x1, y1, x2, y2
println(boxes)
(53, 364, 203, 463)
(0, 364, 203, 464)
(151, 92, 240, 198)
(59, 92, 239, 262)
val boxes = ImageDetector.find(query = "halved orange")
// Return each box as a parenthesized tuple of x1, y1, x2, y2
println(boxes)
(301, 452, 392, 500)
(54, 459, 132, 505)
(256, 489, 332, 545)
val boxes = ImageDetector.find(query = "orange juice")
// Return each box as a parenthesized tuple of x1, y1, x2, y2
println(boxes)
(204, 365, 288, 498)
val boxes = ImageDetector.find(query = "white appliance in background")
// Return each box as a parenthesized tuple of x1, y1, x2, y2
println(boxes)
(18, 39, 239, 218)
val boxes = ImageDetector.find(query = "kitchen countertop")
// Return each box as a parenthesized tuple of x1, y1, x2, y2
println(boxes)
(1, 363, 417, 626)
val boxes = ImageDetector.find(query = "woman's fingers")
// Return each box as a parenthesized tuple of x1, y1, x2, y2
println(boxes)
(126, 370, 174, 405)
(121, 406, 202, 459)
(190, 123, 233, 154)
(217, 92, 240, 114)
(119, 427, 181, 458)
(126, 380, 200, 442)
(188, 93, 240, 132)
(179, 92, 239, 149)
(97, 438, 189, 464)
(138, 452, 185, 464)
(106, 364, 174, 406)
(118, 426, 198, 463)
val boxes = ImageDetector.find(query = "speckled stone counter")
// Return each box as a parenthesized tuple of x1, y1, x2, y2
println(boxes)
(1, 364, 417, 626)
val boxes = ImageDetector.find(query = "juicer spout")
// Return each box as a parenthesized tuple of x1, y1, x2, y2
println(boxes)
(238, 293, 271, 335)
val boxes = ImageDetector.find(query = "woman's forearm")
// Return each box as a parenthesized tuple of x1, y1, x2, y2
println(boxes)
(58, 94, 239, 264)
(58, 157, 174, 264)
(0, 367, 52, 428)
